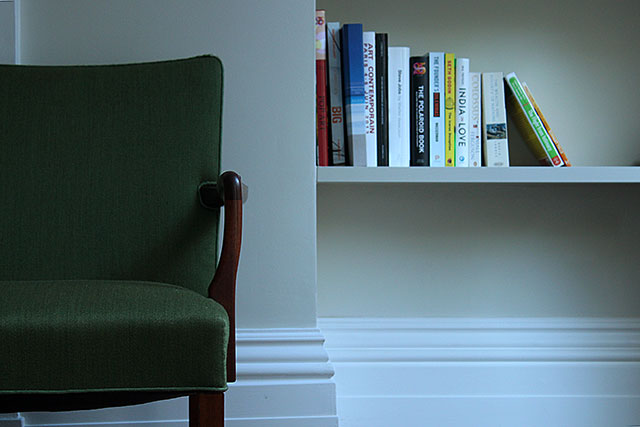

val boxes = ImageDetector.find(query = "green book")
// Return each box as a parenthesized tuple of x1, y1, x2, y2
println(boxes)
(505, 72, 563, 166)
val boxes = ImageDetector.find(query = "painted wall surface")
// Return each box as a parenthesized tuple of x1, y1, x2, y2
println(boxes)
(318, 183, 640, 318)
(17, 0, 318, 329)
(0, 1, 14, 63)
(317, 0, 640, 167)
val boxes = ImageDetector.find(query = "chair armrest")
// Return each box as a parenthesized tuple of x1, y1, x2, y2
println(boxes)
(200, 171, 243, 383)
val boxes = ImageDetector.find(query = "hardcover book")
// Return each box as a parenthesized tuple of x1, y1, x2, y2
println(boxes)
(523, 82, 571, 166)
(388, 46, 410, 167)
(410, 55, 429, 166)
(505, 72, 563, 167)
(375, 33, 389, 166)
(455, 58, 470, 167)
(326, 22, 347, 166)
(315, 10, 329, 166)
(444, 53, 456, 166)
(340, 23, 367, 166)
(363, 31, 378, 167)
(468, 72, 482, 167)
(428, 52, 445, 167)
(482, 72, 509, 167)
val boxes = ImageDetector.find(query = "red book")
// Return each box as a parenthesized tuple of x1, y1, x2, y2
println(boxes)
(315, 10, 329, 166)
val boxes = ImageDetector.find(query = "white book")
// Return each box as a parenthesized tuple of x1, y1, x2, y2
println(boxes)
(468, 72, 482, 167)
(455, 58, 470, 167)
(363, 32, 378, 167)
(482, 72, 509, 167)
(326, 22, 346, 166)
(388, 47, 410, 167)
(428, 52, 445, 167)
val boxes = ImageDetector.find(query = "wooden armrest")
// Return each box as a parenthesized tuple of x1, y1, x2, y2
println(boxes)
(199, 177, 248, 209)
(202, 171, 242, 383)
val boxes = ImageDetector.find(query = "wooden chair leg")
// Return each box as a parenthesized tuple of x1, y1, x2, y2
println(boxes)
(189, 392, 224, 427)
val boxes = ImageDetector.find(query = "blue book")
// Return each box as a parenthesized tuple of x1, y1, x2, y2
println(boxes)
(340, 24, 366, 166)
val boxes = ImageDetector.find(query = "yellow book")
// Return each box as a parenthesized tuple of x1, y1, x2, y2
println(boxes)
(444, 53, 456, 166)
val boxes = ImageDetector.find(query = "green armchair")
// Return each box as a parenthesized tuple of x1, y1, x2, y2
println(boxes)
(0, 56, 241, 426)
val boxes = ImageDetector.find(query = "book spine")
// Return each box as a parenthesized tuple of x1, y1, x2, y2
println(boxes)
(429, 52, 445, 167)
(375, 33, 389, 166)
(505, 72, 563, 167)
(481, 72, 509, 167)
(522, 82, 571, 166)
(504, 76, 550, 165)
(455, 58, 469, 167)
(341, 24, 366, 166)
(468, 72, 482, 167)
(444, 53, 456, 166)
(410, 56, 429, 166)
(388, 47, 410, 167)
(363, 32, 378, 167)
(315, 10, 329, 166)
(326, 22, 347, 166)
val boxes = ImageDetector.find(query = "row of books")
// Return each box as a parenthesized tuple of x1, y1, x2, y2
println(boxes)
(314, 10, 570, 167)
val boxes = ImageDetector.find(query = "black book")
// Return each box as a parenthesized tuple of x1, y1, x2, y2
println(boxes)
(410, 56, 429, 166)
(375, 33, 389, 166)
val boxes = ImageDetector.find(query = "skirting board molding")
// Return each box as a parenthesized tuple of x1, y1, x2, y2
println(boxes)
(227, 328, 337, 424)
(5, 328, 338, 427)
(0, 414, 22, 427)
(319, 317, 640, 427)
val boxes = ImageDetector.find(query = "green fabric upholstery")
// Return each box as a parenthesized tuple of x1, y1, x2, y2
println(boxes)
(0, 56, 222, 297)
(0, 56, 230, 396)
(0, 280, 229, 393)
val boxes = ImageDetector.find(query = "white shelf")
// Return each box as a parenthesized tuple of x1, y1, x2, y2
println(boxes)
(316, 166, 640, 184)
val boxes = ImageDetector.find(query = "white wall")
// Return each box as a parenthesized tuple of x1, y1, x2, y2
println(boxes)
(318, 183, 640, 318)
(16, 0, 318, 330)
(0, 1, 14, 63)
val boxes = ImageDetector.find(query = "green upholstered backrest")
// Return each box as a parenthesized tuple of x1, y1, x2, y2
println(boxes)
(0, 56, 223, 297)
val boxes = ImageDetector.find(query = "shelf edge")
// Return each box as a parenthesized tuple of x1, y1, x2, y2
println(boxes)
(316, 166, 640, 184)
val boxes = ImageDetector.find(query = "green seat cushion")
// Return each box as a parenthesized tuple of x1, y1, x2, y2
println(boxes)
(0, 280, 229, 394)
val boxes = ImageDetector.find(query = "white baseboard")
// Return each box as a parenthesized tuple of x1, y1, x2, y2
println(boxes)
(0, 414, 23, 427)
(227, 415, 339, 427)
(10, 327, 338, 427)
(336, 396, 640, 427)
(227, 328, 337, 424)
(319, 317, 640, 427)
(8, 417, 338, 427)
